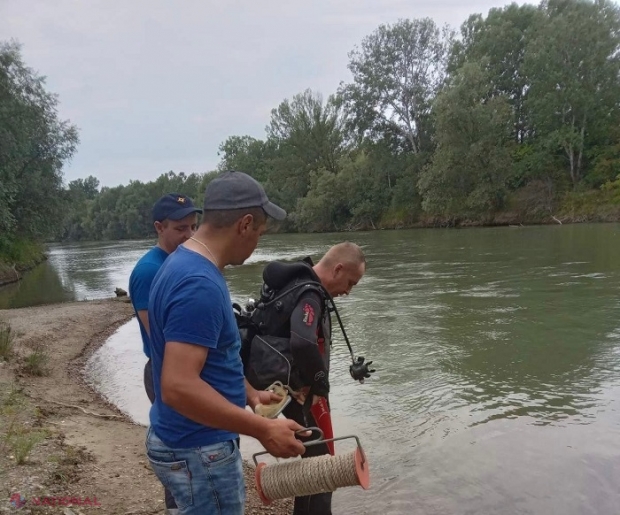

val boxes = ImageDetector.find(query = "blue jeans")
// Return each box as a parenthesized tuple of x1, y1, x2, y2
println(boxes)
(145, 427, 245, 515)
(144, 360, 177, 511)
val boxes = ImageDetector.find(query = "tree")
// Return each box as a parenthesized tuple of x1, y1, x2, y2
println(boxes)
(267, 89, 346, 173)
(419, 61, 515, 218)
(586, 125, 620, 187)
(0, 41, 79, 241)
(450, 4, 541, 143)
(295, 170, 348, 232)
(58, 176, 100, 240)
(337, 151, 391, 229)
(523, 0, 620, 187)
(217, 135, 276, 184)
(68, 176, 100, 201)
(339, 18, 452, 153)
(265, 89, 347, 211)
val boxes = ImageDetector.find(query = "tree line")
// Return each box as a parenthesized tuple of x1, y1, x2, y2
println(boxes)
(0, 41, 78, 263)
(2, 0, 620, 249)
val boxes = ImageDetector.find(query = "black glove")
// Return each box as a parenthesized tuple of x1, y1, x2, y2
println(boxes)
(350, 356, 375, 383)
(309, 370, 330, 398)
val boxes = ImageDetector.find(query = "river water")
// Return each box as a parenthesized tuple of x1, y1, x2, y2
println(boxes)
(2, 225, 620, 514)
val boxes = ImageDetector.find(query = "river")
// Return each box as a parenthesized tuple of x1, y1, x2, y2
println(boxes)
(1, 224, 620, 514)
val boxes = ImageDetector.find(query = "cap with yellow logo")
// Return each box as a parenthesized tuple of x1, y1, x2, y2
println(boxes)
(152, 193, 202, 223)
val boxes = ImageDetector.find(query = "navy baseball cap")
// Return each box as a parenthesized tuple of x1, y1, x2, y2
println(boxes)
(203, 171, 286, 220)
(152, 193, 202, 223)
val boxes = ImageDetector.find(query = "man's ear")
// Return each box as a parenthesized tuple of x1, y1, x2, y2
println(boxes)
(154, 221, 164, 235)
(334, 263, 343, 276)
(238, 214, 254, 234)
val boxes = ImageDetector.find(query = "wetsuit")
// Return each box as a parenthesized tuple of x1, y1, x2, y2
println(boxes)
(247, 258, 333, 515)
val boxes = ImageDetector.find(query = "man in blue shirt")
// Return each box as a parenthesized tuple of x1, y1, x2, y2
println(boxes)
(128, 193, 201, 515)
(146, 171, 307, 515)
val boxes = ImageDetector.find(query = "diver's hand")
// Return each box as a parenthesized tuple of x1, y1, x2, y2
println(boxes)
(350, 356, 376, 382)
(291, 387, 321, 406)
(311, 370, 330, 397)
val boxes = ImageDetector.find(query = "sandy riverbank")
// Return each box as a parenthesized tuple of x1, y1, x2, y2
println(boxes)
(0, 299, 292, 514)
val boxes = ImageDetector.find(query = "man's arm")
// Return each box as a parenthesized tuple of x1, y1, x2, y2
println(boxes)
(129, 262, 160, 336)
(289, 291, 329, 397)
(137, 311, 150, 335)
(162, 341, 305, 458)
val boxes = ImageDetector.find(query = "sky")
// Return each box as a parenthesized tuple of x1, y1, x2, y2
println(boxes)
(1, 0, 531, 188)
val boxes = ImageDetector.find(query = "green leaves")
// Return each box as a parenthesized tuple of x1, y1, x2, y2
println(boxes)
(524, 0, 620, 185)
(5, 1, 619, 240)
(0, 41, 78, 241)
(339, 18, 453, 153)
(419, 62, 514, 218)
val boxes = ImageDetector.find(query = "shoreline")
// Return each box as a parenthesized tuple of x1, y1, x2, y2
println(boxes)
(0, 299, 291, 514)
(0, 246, 48, 288)
(0, 255, 47, 288)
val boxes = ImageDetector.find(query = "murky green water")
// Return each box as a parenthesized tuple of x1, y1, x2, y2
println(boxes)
(3, 224, 620, 514)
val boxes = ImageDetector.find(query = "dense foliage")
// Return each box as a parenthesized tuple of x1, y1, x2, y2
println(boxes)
(2, 0, 620, 248)
(0, 41, 78, 254)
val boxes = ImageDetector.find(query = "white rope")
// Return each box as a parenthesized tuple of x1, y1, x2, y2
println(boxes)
(259, 450, 360, 501)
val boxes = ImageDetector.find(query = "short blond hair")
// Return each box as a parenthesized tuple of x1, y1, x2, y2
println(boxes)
(319, 242, 365, 268)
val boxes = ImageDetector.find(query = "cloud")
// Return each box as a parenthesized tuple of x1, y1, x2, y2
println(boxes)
(0, 0, 532, 187)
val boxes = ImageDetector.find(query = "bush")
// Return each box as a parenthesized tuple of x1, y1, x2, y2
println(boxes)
(9, 429, 46, 465)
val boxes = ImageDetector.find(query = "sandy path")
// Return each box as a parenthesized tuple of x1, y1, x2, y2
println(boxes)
(0, 299, 291, 514)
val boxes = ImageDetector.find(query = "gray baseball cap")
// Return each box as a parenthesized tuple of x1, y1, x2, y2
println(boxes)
(203, 170, 287, 220)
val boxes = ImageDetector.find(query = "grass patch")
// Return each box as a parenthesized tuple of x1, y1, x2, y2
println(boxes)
(48, 444, 93, 485)
(8, 429, 46, 464)
(0, 322, 14, 361)
(0, 383, 23, 409)
(22, 345, 50, 376)
(0, 383, 46, 465)
(0, 237, 45, 269)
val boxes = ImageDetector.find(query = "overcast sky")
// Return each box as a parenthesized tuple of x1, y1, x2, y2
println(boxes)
(1, 0, 531, 187)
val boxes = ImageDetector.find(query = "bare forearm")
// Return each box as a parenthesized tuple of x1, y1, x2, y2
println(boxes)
(245, 379, 259, 409)
(137, 310, 150, 336)
(163, 378, 269, 438)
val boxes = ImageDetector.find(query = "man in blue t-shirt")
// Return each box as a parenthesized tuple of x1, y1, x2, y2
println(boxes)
(146, 171, 307, 515)
(128, 193, 201, 515)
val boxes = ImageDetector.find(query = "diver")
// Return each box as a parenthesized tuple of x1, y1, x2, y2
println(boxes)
(238, 242, 375, 515)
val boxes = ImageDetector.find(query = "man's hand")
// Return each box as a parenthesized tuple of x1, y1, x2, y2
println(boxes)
(258, 418, 308, 459)
(247, 389, 282, 411)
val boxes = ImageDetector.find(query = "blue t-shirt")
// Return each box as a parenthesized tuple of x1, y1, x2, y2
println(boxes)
(148, 245, 246, 448)
(128, 246, 169, 358)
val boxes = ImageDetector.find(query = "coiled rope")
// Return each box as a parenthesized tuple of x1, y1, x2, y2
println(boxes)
(256, 448, 368, 503)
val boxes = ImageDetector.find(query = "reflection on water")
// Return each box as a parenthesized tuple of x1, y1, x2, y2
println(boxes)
(324, 225, 620, 514)
(4, 225, 620, 514)
(0, 260, 75, 309)
(47, 240, 155, 302)
(0, 237, 329, 309)
(84, 321, 151, 425)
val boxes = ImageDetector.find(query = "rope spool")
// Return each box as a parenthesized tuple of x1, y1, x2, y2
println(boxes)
(253, 431, 370, 505)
